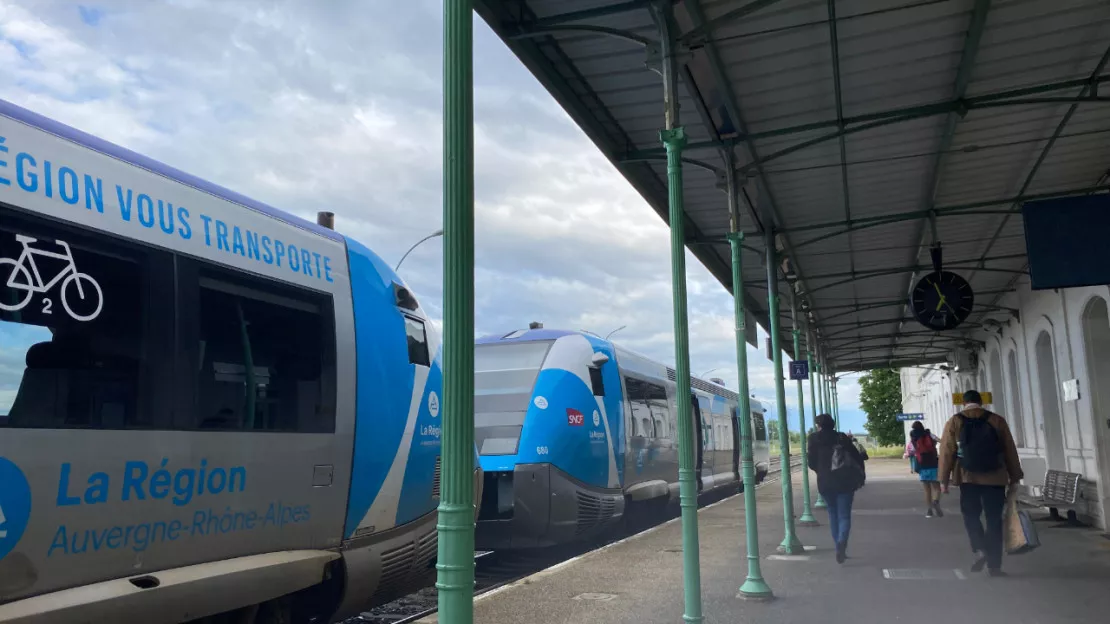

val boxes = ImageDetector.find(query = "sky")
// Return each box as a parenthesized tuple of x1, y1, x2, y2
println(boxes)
(0, 1, 867, 434)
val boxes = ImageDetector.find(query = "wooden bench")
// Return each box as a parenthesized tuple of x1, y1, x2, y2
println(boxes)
(1019, 469, 1086, 524)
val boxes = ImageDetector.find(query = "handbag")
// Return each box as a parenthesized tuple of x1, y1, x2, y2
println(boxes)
(1004, 491, 1041, 555)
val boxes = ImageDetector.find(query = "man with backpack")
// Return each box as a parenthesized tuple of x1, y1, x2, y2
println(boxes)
(939, 390, 1024, 577)
(808, 413, 866, 564)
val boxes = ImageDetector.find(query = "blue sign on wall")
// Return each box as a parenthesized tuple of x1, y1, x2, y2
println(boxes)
(788, 360, 809, 380)
(895, 413, 925, 422)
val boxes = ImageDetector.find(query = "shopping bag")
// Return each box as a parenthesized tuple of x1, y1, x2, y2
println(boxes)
(1004, 492, 1041, 555)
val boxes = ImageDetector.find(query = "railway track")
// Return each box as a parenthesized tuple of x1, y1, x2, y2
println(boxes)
(349, 458, 803, 624)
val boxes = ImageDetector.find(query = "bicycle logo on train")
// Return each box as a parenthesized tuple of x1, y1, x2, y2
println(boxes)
(0, 234, 103, 322)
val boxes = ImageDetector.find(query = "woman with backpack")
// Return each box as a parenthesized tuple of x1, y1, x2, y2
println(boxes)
(909, 421, 943, 517)
(807, 413, 865, 564)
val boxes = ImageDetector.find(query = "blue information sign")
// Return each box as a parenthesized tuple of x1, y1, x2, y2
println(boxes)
(896, 413, 925, 422)
(789, 360, 809, 380)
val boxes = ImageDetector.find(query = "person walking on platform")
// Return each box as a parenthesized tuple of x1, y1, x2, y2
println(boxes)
(808, 413, 865, 564)
(939, 390, 1024, 577)
(909, 421, 943, 518)
(903, 437, 918, 473)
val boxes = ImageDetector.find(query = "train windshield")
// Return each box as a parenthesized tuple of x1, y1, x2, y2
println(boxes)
(473, 340, 553, 456)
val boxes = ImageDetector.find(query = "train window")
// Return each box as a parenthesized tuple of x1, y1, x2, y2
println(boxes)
(0, 208, 173, 429)
(752, 412, 768, 442)
(475, 341, 551, 372)
(190, 274, 336, 433)
(589, 366, 605, 396)
(405, 316, 431, 366)
(624, 376, 669, 439)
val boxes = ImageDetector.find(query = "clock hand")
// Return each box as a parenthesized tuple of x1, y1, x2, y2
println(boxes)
(932, 282, 946, 311)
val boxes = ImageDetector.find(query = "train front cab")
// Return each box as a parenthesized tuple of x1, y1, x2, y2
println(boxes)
(473, 331, 624, 550)
(327, 241, 481, 618)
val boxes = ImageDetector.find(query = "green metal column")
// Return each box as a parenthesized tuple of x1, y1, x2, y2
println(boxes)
(663, 123, 703, 623)
(726, 162, 773, 601)
(791, 298, 817, 527)
(824, 358, 835, 428)
(654, 2, 701, 618)
(808, 335, 826, 509)
(833, 379, 841, 429)
(437, 1, 475, 622)
(765, 229, 804, 555)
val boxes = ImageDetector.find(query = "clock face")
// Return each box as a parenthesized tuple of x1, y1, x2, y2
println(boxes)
(911, 271, 974, 331)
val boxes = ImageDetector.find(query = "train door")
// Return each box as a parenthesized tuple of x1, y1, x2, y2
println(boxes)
(690, 395, 705, 491)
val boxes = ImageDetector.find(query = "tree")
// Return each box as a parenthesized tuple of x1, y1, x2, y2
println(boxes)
(858, 368, 904, 446)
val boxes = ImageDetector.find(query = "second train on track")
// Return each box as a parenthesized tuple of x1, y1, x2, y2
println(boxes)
(472, 327, 771, 550)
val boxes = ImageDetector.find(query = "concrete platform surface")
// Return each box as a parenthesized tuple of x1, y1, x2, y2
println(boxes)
(422, 458, 1110, 623)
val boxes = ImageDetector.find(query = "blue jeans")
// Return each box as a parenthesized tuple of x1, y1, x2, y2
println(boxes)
(824, 491, 855, 547)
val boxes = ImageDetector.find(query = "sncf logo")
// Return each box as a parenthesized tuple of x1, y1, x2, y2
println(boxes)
(0, 457, 32, 561)
(566, 408, 584, 426)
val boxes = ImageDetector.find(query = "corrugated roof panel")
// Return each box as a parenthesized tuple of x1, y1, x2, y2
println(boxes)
(835, 9, 966, 118)
(750, 128, 842, 171)
(476, 0, 1110, 370)
(528, 0, 619, 18)
(967, 0, 1110, 96)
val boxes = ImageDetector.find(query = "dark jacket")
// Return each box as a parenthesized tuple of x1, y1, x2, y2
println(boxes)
(807, 428, 864, 495)
(938, 407, 1023, 488)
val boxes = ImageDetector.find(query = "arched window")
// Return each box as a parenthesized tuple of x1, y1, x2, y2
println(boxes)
(1035, 331, 1065, 469)
(989, 349, 1005, 416)
(1005, 350, 1025, 447)
(1081, 297, 1110, 524)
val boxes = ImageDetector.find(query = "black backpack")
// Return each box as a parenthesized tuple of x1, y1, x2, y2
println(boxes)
(829, 434, 865, 491)
(957, 413, 1003, 473)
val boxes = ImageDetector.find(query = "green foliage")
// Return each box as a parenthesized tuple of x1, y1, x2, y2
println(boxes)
(868, 445, 907, 459)
(858, 368, 904, 446)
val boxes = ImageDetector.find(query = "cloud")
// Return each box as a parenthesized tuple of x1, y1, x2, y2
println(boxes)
(0, 0, 863, 430)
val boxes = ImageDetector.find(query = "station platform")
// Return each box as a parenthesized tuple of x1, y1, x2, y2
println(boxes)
(421, 459, 1110, 623)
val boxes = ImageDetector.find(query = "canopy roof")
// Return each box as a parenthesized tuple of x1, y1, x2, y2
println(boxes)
(475, 0, 1110, 372)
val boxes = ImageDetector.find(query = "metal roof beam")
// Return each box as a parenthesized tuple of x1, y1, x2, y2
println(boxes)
(679, 0, 787, 44)
(681, 0, 813, 346)
(743, 253, 1024, 287)
(832, 356, 949, 373)
(896, 0, 992, 363)
(800, 292, 1014, 313)
(837, 347, 954, 359)
(825, 0, 861, 321)
(805, 266, 1026, 297)
(818, 299, 1018, 323)
(824, 318, 985, 339)
(528, 1, 650, 27)
(830, 339, 968, 352)
(793, 210, 1018, 250)
(817, 314, 1010, 330)
(826, 329, 982, 344)
(967, 44, 1110, 285)
(509, 24, 654, 46)
(623, 74, 1110, 159)
(829, 332, 985, 345)
(778, 183, 1110, 235)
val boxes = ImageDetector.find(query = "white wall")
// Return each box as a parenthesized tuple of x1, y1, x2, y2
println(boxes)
(899, 278, 1110, 530)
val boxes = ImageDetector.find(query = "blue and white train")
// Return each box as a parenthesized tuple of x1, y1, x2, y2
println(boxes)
(0, 99, 479, 623)
(473, 327, 770, 550)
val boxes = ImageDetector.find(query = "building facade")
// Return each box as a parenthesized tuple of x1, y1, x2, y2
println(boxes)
(900, 280, 1110, 530)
